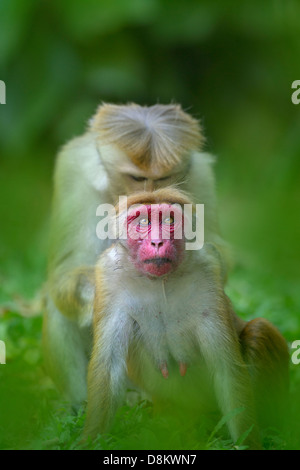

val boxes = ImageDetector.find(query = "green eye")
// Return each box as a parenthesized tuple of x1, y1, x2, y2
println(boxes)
(139, 217, 150, 226)
(163, 216, 174, 225)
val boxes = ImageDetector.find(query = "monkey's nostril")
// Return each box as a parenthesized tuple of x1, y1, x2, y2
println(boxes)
(151, 240, 164, 248)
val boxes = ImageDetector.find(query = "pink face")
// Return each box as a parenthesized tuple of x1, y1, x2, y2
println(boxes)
(126, 203, 185, 277)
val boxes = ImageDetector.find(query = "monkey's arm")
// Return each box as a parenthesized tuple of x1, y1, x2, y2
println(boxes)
(83, 321, 132, 439)
(197, 312, 261, 449)
(188, 152, 232, 277)
(83, 281, 133, 440)
(48, 266, 95, 325)
(47, 133, 111, 323)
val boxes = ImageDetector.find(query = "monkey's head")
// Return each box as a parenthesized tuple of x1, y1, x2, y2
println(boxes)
(126, 203, 185, 277)
(90, 103, 203, 196)
(118, 189, 193, 278)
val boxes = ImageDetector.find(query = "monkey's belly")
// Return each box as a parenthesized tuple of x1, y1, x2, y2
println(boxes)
(127, 350, 218, 415)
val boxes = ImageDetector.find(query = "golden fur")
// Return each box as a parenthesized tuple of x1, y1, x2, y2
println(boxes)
(90, 103, 203, 171)
(117, 187, 193, 213)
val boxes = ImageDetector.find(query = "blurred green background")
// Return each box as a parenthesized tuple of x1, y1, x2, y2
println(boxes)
(0, 0, 300, 450)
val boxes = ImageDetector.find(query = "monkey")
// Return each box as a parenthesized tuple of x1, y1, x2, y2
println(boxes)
(42, 103, 229, 407)
(82, 188, 289, 449)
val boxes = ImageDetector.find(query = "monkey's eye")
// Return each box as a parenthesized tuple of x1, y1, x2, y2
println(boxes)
(157, 176, 171, 182)
(163, 216, 174, 225)
(129, 175, 147, 182)
(139, 217, 150, 226)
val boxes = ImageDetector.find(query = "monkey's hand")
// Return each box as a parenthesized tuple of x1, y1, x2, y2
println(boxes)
(49, 266, 95, 326)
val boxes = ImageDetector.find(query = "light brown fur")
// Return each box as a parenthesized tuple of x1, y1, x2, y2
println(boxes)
(117, 187, 193, 212)
(43, 102, 226, 412)
(83, 189, 289, 448)
(90, 103, 203, 172)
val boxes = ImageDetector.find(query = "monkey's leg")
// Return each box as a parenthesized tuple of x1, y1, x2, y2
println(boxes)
(239, 318, 290, 433)
(42, 296, 89, 409)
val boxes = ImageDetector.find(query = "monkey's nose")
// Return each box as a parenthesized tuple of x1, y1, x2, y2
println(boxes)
(151, 240, 164, 249)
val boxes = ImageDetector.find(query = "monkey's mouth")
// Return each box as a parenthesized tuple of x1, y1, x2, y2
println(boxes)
(143, 257, 172, 267)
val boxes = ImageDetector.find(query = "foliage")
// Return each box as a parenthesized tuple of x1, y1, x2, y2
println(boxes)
(0, 0, 300, 451)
